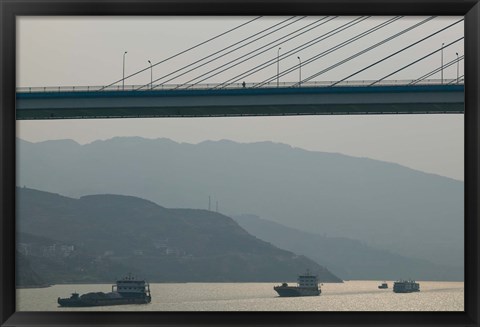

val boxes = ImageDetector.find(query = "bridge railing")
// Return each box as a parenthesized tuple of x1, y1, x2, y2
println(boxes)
(16, 78, 463, 93)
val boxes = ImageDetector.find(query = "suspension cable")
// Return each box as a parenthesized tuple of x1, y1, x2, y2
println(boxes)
(299, 16, 435, 87)
(330, 18, 463, 87)
(409, 55, 464, 85)
(151, 16, 304, 89)
(254, 16, 402, 88)
(138, 16, 303, 90)
(370, 37, 464, 85)
(447, 74, 464, 84)
(211, 16, 342, 90)
(214, 16, 369, 89)
(99, 16, 262, 91)
(175, 17, 332, 90)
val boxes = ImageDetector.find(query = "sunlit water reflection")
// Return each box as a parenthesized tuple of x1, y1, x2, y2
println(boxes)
(17, 280, 464, 311)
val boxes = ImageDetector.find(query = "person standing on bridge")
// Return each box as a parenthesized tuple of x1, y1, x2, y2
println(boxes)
(242, 81, 246, 88)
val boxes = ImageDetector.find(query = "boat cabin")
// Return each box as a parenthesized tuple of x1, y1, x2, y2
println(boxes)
(112, 274, 151, 297)
(297, 271, 318, 288)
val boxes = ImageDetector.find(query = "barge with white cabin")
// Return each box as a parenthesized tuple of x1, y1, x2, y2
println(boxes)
(58, 274, 151, 307)
(274, 270, 321, 297)
(393, 279, 420, 293)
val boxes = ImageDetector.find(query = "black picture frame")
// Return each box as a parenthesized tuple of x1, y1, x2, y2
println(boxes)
(1, 1, 479, 326)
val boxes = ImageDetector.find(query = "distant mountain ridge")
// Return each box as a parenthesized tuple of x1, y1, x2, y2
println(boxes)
(17, 137, 464, 271)
(16, 187, 341, 284)
(232, 214, 463, 281)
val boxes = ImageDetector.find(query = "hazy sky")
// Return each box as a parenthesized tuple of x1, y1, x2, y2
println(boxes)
(16, 16, 464, 180)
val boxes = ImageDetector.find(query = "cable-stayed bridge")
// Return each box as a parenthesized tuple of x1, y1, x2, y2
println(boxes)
(16, 81, 463, 119)
(16, 16, 464, 120)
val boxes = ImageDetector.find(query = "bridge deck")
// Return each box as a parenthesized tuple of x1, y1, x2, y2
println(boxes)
(16, 84, 464, 120)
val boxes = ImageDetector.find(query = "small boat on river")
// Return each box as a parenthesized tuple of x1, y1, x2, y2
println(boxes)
(378, 282, 388, 289)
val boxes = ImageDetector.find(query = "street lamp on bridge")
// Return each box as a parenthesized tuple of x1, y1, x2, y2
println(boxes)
(277, 47, 281, 88)
(456, 52, 459, 84)
(441, 43, 444, 84)
(297, 56, 302, 87)
(148, 60, 153, 90)
(123, 51, 128, 91)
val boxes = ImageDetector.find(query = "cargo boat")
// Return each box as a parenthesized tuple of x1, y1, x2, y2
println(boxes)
(274, 270, 321, 297)
(378, 282, 388, 289)
(58, 274, 151, 307)
(393, 279, 420, 293)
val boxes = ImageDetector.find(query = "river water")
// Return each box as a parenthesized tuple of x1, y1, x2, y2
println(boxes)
(16, 280, 464, 311)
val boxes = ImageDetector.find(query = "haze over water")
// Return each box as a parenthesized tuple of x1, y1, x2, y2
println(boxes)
(17, 280, 464, 311)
